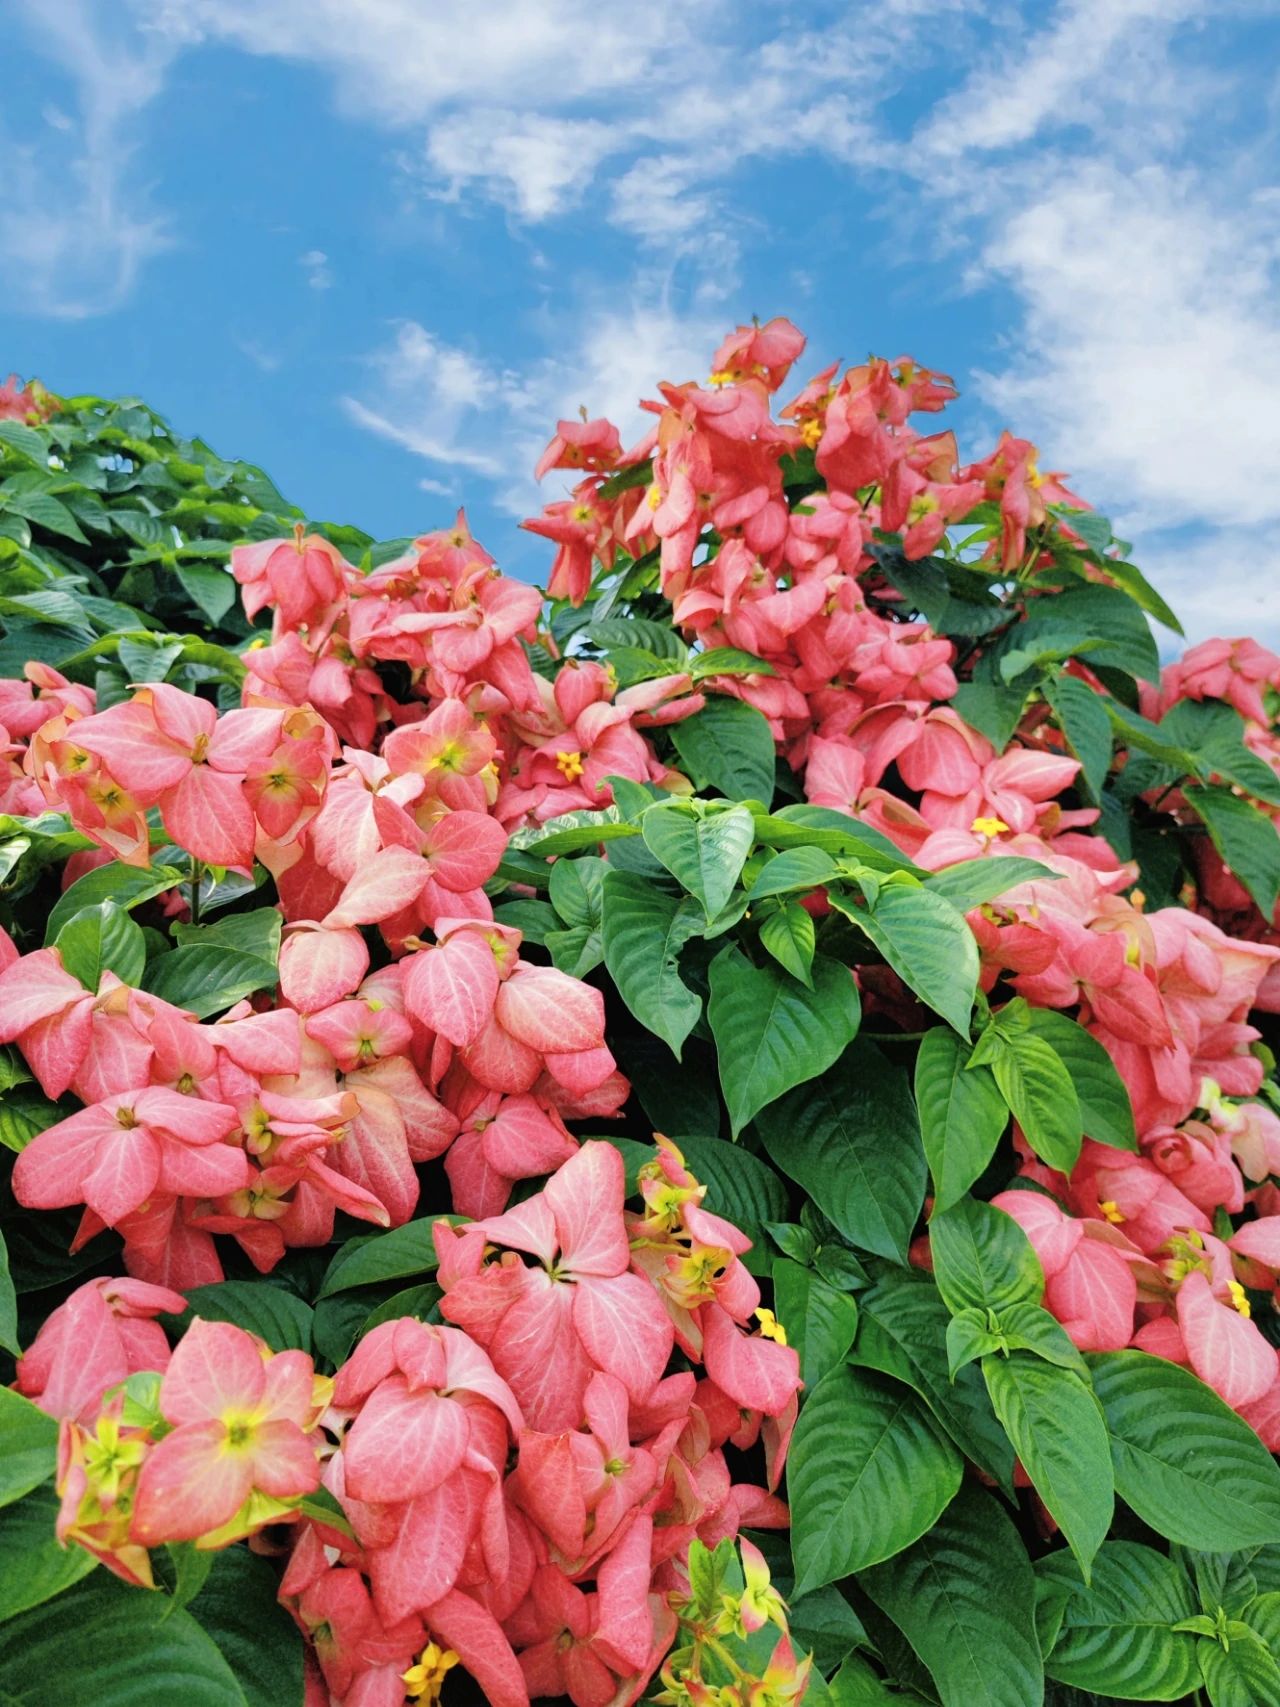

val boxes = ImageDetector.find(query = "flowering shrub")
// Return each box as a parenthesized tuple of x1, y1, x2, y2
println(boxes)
(0, 324, 1278, 1707)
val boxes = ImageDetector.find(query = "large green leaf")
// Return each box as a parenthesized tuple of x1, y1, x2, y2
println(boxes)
(0, 1387, 58, 1508)
(44, 861, 185, 944)
(189, 1548, 305, 1707)
(914, 1029, 1009, 1213)
(670, 696, 777, 801)
(1088, 1350, 1280, 1549)
(53, 899, 147, 990)
(142, 943, 277, 1017)
(755, 1042, 924, 1262)
(860, 1483, 1043, 1707)
(830, 883, 978, 1035)
(181, 1281, 313, 1352)
(0, 1571, 252, 1706)
(929, 1195, 1043, 1315)
(601, 870, 704, 1058)
(922, 855, 1055, 911)
(758, 899, 816, 986)
(1162, 698, 1280, 807)
(1184, 783, 1280, 918)
(789, 1365, 962, 1593)
(707, 945, 861, 1136)
(0, 1487, 97, 1621)
(851, 1270, 1014, 1492)
(171, 908, 282, 963)
(1045, 672, 1114, 800)
(772, 1259, 860, 1388)
(1022, 1009, 1137, 1152)
(1037, 1541, 1200, 1701)
(748, 846, 840, 899)
(640, 801, 755, 920)
(317, 1218, 447, 1298)
(985, 1354, 1113, 1580)
(979, 1024, 1083, 1173)
(1197, 1610, 1280, 1707)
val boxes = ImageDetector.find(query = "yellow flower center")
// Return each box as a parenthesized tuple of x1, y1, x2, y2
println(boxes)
(555, 750, 585, 782)
(1229, 1279, 1252, 1320)
(800, 417, 823, 448)
(971, 816, 1010, 838)
(1099, 1200, 1126, 1225)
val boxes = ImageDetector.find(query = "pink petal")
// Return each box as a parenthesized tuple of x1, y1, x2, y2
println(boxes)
(701, 1303, 801, 1417)
(164, 764, 256, 869)
(461, 1015, 542, 1094)
(323, 846, 432, 930)
(1177, 1270, 1277, 1408)
(132, 1419, 254, 1544)
(544, 1142, 628, 1278)
(495, 966, 604, 1054)
(160, 1318, 267, 1425)
(250, 1418, 321, 1499)
(82, 1123, 161, 1224)
(574, 1273, 674, 1402)
(366, 1474, 482, 1624)
(423, 812, 509, 892)
(489, 1272, 593, 1433)
(344, 1380, 469, 1504)
(1229, 1216, 1280, 1271)
(11, 1104, 119, 1208)
(427, 1589, 531, 1707)
(402, 935, 499, 1048)
(279, 927, 368, 1014)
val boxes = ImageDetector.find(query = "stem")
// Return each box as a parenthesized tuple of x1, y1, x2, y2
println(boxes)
(862, 1029, 930, 1043)
(188, 858, 204, 925)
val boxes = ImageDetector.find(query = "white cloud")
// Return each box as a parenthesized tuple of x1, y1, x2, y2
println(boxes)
(298, 249, 333, 290)
(343, 296, 723, 516)
(2, 0, 173, 316)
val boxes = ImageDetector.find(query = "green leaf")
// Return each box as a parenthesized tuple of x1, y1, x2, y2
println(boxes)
(670, 696, 776, 802)
(830, 883, 979, 1035)
(914, 1029, 1009, 1213)
(174, 562, 237, 624)
(860, 1483, 1043, 1707)
(753, 804, 919, 874)
(922, 855, 1056, 911)
(758, 899, 816, 985)
(1037, 1541, 1200, 1701)
(54, 899, 147, 989)
(545, 922, 603, 976)
(676, 1134, 788, 1265)
(547, 854, 605, 928)
(584, 615, 687, 660)
(689, 646, 775, 679)
(189, 1548, 305, 1707)
(171, 908, 282, 963)
(118, 634, 184, 682)
(1022, 1009, 1137, 1152)
(0, 1228, 16, 1356)
(0, 1571, 252, 1706)
(1184, 784, 1280, 918)
(641, 801, 755, 920)
(789, 1365, 962, 1593)
(601, 870, 704, 1059)
(0, 1086, 62, 1153)
(772, 1259, 859, 1388)
(6, 490, 89, 542)
(755, 1041, 923, 1262)
(0, 420, 49, 465)
(1162, 699, 1280, 806)
(45, 861, 185, 944)
(853, 1270, 1015, 1492)
(1046, 673, 1115, 800)
(985, 1354, 1113, 1578)
(982, 1026, 1083, 1172)
(707, 945, 861, 1137)
(509, 806, 639, 858)
(142, 944, 277, 1017)
(1098, 559, 1183, 635)
(929, 1195, 1043, 1315)
(1198, 1614, 1280, 1707)
(951, 680, 1031, 749)
(317, 1218, 448, 1298)
(356, 1283, 441, 1339)
(748, 847, 839, 900)
(0, 1487, 97, 1621)
(0, 1387, 58, 1508)
(1088, 1350, 1280, 1549)
(181, 1281, 313, 1352)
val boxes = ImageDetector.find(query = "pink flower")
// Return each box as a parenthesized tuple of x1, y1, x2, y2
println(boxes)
(16, 1276, 186, 1423)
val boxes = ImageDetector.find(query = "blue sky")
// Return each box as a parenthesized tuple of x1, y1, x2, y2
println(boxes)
(3, 0, 1279, 645)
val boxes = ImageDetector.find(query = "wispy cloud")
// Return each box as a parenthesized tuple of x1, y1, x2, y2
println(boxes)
(298, 249, 333, 291)
(2, 0, 174, 317)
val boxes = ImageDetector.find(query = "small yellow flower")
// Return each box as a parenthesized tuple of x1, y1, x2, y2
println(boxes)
(754, 1307, 787, 1346)
(555, 750, 585, 782)
(1228, 1279, 1252, 1320)
(402, 1642, 460, 1703)
(1099, 1200, 1126, 1225)
(971, 816, 1010, 838)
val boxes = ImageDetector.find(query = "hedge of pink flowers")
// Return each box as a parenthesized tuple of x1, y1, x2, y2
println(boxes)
(0, 316, 1278, 1706)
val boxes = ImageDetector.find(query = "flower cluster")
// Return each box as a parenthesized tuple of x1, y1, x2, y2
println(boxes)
(29, 1141, 801, 1707)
